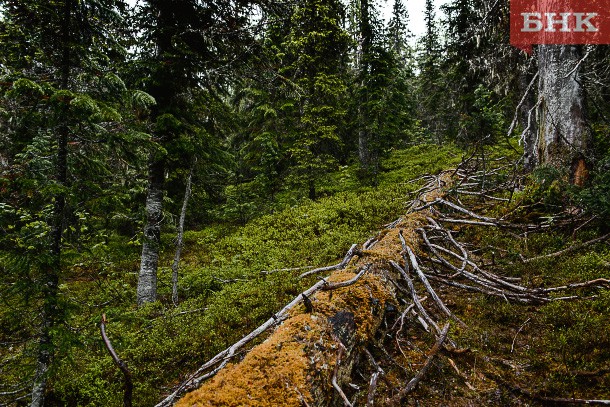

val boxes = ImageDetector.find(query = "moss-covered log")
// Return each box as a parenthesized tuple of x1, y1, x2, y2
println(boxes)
(174, 225, 420, 406)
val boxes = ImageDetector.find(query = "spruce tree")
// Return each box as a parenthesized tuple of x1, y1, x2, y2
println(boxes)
(416, 0, 444, 143)
(351, 0, 413, 181)
(280, 0, 350, 199)
(133, 0, 285, 304)
(0, 1, 132, 404)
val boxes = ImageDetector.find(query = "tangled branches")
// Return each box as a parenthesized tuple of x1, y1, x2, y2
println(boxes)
(164, 154, 610, 406)
(366, 155, 610, 404)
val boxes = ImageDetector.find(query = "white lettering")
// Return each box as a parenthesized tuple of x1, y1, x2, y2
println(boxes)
(574, 12, 598, 32)
(522, 13, 543, 32)
(545, 12, 571, 32)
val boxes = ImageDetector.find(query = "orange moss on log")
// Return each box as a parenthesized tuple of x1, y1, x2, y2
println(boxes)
(176, 313, 319, 407)
(359, 213, 426, 263)
(313, 269, 393, 342)
(176, 268, 394, 406)
(175, 186, 448, 407)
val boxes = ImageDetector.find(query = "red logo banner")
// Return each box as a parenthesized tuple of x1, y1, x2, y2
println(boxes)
(510, 0, 610, 53)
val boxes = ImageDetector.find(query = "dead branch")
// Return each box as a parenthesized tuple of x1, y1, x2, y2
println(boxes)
(299, 244, 360, 278)
(321, 266, 369, 290)
(332, 342, 353, 407)
(100, 314, 133, 407)
(364, 349, 384, 407)
(399, 232, 466, 327)
(510, 318, 531, 353)
(522, 232, 610, 264)
(538, 278, 610, 294)
(390, 260, 441, 335)
(507, 71, 540, 140)
(391, 323, 450, 403)
(261, 265, 315, 275)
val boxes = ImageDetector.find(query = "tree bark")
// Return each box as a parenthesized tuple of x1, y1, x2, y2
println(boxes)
(31, 1, 72, 405)
(171, 162, 194, 305)
(137, 158, 165, 306)
(537, 45, 589, 183)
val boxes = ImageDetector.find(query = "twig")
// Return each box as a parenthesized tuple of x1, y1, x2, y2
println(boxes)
(507, 71, 539, 140)
(299, 244, 360, 278)
(100, 314, 133, 407)
(402, 238, 466, 327)
(538, 278, 610, 294)
(390, 261, 441, 336)
(510, 318, 530, 353)
(260, 265, 314, 275)
(392, 323, 450, 403)
(332, 342, 353, 407)
(364, 349, 384, 407)
(321, 266, 369, 291)
(522, 232, 610, 264)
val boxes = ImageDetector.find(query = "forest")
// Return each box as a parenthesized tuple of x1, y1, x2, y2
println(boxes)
(1, 0, 610, 406)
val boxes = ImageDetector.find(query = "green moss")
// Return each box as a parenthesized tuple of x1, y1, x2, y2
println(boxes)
(46, 145, 462, 406)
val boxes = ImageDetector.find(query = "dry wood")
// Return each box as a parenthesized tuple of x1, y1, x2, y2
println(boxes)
(332, 342, 353, 407)
(522, 232, 610, 264)
(100, 314, 133, 407)
(299, 244, 360, 278)
(260, 265, 315, 275)
(510, 318, 531, 353)
(171, 160, 194, 306)
(390, 260, 442, 336)
(399, 232, 465, 327)
(364, 349, 384, 407)
(391, 323, 450, 403)
(321, 266, 369, 290)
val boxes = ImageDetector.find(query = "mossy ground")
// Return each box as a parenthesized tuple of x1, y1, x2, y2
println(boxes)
(41, 144, 463, 406)
(12, 141, 609, 406)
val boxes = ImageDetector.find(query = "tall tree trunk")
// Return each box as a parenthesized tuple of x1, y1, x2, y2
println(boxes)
(31, 1, 72, 405)
(537, 45, 589, 184)
(137, 158, 165, 306)
(172, 162, 194, 306)
(137, 1, 174, 307)
(357, 0, 372, 174)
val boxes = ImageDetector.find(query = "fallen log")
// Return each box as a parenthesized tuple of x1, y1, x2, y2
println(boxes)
(174, 266, 394, 407)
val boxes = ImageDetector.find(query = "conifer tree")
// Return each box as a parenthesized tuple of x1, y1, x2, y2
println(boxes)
(387, 0, 412, 60)
(133, 0, 284, 304)
(352, 0, 413, 181)
(416, 0, 444, 142)
(279, 0, 350, 199)
(0, 1, 132, 404)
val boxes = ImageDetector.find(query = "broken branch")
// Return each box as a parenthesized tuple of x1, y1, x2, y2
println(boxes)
(392, 323, 450, 403)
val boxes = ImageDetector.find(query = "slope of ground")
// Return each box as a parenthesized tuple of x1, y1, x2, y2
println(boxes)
(37, 144, 463, 406)
(172, 153, 610, 406)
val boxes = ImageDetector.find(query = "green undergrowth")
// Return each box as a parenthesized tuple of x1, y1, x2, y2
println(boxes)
(449, 236, 610, 404)
(49, 144, 463, 406)
(425, 178, 610, 404)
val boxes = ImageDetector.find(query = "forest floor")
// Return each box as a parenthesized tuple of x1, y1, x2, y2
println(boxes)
(7, 144, 607, 406)
(172, 148, 610, 406)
